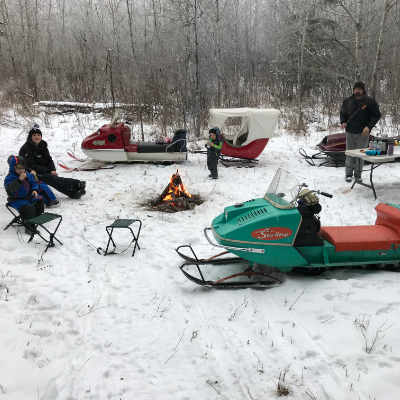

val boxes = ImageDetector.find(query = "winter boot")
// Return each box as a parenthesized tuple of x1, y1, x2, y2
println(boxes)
(74, 189, 86, 199)
(47, 199, 61, 208)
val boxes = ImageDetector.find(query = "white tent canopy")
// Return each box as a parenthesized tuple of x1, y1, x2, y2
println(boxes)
(208, 108, 280, 147)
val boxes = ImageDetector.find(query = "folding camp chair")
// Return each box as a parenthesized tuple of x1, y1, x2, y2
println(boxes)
(4, 202, 23, 230)
(25, 213, 63, 253)
(103, 219, 142, 257)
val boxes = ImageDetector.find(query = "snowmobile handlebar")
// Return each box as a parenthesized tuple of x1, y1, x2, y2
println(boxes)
(297, 189, 333, 201)
(204, 228, 265, 254)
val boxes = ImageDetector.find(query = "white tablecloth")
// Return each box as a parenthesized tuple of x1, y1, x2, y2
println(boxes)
(345, 146, 400, 163)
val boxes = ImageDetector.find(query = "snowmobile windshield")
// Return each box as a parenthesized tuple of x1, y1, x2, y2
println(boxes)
(263, 168, 298, 209)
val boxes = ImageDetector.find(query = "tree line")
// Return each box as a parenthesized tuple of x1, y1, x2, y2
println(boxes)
(0, 0, 399, 135)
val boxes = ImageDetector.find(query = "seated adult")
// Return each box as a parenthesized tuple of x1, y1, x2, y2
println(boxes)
(4, 156, 45, 233)
(19, 125, 86, 199)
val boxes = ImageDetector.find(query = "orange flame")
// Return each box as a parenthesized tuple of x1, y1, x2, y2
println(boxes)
(161, 171, 192, 203)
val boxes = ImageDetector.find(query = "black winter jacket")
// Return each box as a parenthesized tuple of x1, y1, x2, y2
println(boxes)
(340, 94, 381, 134)
(19, 139, 56, 174)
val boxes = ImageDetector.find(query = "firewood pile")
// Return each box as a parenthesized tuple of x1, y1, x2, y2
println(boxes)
(150, 170, 203, 213)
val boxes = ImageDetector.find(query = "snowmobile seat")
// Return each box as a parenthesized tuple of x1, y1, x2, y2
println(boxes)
(318, 225, 400, 252)
(294, 205, 324, 247)
(170, 129, 187, 152)
(375, 203, 400, 235)
(137, 142, 171, 153)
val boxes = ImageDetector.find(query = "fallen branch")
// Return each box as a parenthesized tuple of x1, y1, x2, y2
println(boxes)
(77, 295, 104, 317)
(174, 329, 185, 351)
(164, 349, 178, 364)
(229, 295, 249, 320)
(206, 379, 221, 395)
(289, 288, 306, 310)
(79, 357, 91, 371)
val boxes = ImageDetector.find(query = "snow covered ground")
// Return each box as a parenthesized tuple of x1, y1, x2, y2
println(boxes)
(1, 113, 400, 400)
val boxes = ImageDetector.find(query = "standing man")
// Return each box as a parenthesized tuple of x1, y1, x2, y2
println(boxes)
(340, 81, 381, 182)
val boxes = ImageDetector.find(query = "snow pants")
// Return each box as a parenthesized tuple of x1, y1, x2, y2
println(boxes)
(345, 132, 369, 178)
(18, 201, 45, 230)
(38, 182, 57, 204)
(38, 173, 83, 199)
(207, 157, 219, 178)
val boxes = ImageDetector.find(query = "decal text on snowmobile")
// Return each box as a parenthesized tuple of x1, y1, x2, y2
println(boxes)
(251, 227, 293, 240)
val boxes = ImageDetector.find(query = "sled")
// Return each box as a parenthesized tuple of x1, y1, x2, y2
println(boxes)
(208, 108, 280, 166)
(177, 168, 400, 288)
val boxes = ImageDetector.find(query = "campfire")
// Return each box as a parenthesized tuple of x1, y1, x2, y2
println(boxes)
(151, 170, 203, 212)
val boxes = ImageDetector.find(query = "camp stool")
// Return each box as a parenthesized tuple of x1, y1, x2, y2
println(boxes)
(25, 213, 63, 252)
(104, 219, 142, 257)
(4, 203, 23, 230)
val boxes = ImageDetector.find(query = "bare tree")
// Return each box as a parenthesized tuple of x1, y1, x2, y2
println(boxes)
(371, 0, 400, 98)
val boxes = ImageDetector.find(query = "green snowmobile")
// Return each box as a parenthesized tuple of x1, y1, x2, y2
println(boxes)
(176, 168, 400, 288)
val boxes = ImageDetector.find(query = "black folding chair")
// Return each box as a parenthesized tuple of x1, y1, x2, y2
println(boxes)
(103, 219, 142, 257)
(4, 202, 23, 230)
(25, 213, 63, 253)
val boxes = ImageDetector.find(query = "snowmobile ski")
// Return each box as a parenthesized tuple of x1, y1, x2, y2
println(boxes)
(176, 245, 283, 288)
(57, 161, 115, 171)
(176, 246, 243, 264)
(67, 150, 87, 162)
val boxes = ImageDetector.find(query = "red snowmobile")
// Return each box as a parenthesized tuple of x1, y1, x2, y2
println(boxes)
(80, 114, 187, 163)
(299, 132, 347, 167)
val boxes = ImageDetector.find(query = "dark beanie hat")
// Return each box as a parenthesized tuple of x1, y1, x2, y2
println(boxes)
(353, 81, 366, 92)
(28, 124, 42, 140)
(209, 128, 217, 135)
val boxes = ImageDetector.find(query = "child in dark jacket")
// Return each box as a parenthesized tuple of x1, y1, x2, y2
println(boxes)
(6, 156, 60, 208)
(205, 127, 222, 179)
(4, 156, 45, 232)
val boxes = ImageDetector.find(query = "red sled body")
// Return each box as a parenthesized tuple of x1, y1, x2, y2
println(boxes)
(208, 108, 280, 160)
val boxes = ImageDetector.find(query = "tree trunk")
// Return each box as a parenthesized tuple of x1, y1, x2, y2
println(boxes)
(193, 0, 201, 138)
(371, 0, 399, 98)
(107, 49, 116, 112)
(214, 0, 222, 106)
(297, 9, 309, 133)
(354, 0, 363, 80)
(336, 0, 363, 80)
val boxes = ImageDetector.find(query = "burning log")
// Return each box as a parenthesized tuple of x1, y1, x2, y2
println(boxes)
(150, 170, 203, 212)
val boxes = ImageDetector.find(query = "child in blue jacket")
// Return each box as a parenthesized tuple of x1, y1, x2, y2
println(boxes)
(6, 155, 60, 208)
(4, 156, 45, 232)
(205, 127, 223, 179)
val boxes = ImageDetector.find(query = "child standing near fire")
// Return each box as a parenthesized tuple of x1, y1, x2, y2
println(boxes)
(205, 127, 222, 179)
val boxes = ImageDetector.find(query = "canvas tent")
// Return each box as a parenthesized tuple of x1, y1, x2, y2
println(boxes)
(208, 108, 280, 147)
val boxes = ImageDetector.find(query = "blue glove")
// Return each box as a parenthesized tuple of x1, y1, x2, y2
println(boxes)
(365, 150, 380, 156)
